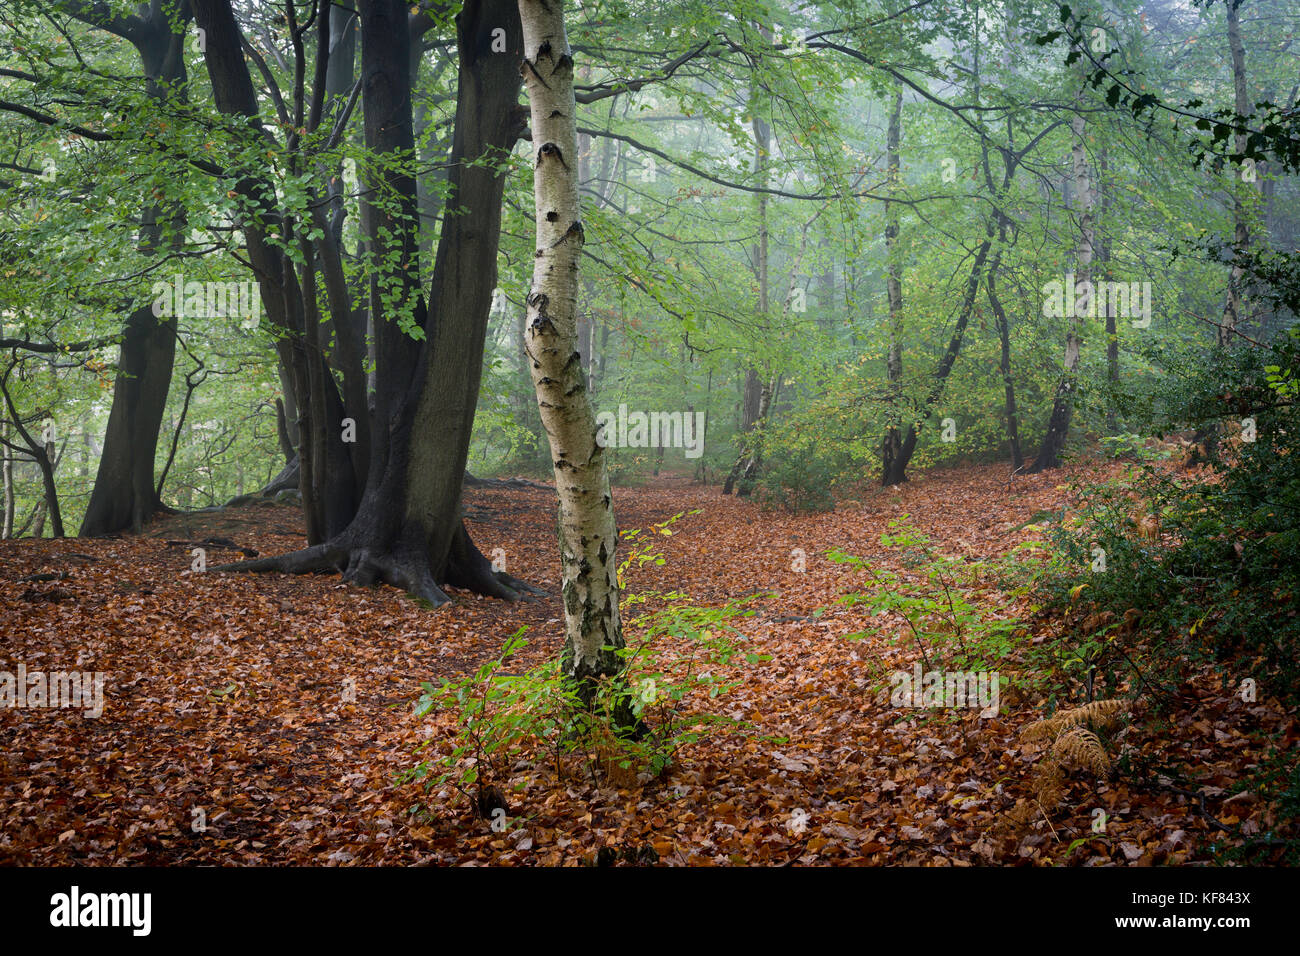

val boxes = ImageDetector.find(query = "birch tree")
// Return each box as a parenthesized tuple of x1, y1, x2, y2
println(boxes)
(880, 81, 906, 486)
(518, 0, 624, 688)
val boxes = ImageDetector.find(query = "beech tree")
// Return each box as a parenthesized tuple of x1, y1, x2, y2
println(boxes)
(1029, 40, 1095, 473)
(0, 0, 192, 536)
(195, 0, 534, 602)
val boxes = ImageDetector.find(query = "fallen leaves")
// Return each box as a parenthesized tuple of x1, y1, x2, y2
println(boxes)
(0, 462, 1293, 865)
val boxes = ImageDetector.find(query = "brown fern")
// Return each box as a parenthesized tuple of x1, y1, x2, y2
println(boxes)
(1022, 698, 1127, 742)
(1053, 725, 1111, 775)
(1018, 699, 1130, 815)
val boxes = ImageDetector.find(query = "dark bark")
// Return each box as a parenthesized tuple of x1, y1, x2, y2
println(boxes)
(78, 7, 190, 536)
(880, 81, 905, 486)
(193, 0, 358, 542)
(881, 238, 996, 486)
(1099, 150, 1118, 433)
(1028, 378, 1073, 472)
(1028, 56, 1094, 475)
(987, 265, 1023, 472)
(35, 441, 63, 538)
(724, 98, 772, 496)
(81, 306, 176, 535)
(723, 373, 773, 495)
(202, 0, 535, 604)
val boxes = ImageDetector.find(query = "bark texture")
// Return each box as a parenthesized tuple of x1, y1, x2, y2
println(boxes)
(518, 0, 623, 682)
(881, 81, 906, 486)
(196, 0, 532, 603)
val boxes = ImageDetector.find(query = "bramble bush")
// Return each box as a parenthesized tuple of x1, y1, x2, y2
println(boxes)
(1038, 329, 1300, 704)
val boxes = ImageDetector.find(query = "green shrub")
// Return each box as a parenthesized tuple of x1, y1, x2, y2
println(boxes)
(1037, 327, 1300, 706)
(752, 421, 839, 512)
(829, 517, 1020, 691)
(402, 575, 765, 822)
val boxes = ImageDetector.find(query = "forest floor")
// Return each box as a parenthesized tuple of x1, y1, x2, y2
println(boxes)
(1, 459, 1293, 865)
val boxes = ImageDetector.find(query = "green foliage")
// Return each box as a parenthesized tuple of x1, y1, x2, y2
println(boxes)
(403, 579, 762, 819)
(753, 421, 838, 513)
(406, 627, 565, 803)
(1034, 330, 1300, 706)
(828, 516, 1020, 676)
(1099, 432, 1173, 462)
(1218, 747, 1300, 865)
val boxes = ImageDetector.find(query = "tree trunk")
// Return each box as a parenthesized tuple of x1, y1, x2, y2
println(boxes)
(1220, 0, 1254, 346)
(80, 305, 176, 535)
(1188, 2, 1257, 466)
(724, 89, 773, 495)
(198, 0, 532, 603)
(880, 236, 996, 484)
(29, 499, 47, 540)
(724, 373, 774, 494)
(36, 435, 63, 538)
(1028, 70, 1094, 473)
(2, 422, 13, 539)
(78, 12, 190, 536)
(987, 261, 1023, 471)
(1099, 149, 1118, 433)
(518, 0, 624, 684)
(881, 81, 906, 486)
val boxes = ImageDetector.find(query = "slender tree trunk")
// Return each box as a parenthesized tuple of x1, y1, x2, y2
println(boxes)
(881, 81, 906, 486)
(37, 435, 63, 538)
(1029, 68, 1094, 473)
(1220, 0, 1254, 346)
(29, 499, 46, 539)
(725, 374, 774, 494)
(740, 101, 770, 437)
(1187, 2, 1257, 466)
(886, 237, 995, 480)
(1099, 149, 1118, 433)
(724, 92, 772, 495)
(2, 422, 12, 539)
(987, 261, 1023, 471)
(518, 0, 624, 684)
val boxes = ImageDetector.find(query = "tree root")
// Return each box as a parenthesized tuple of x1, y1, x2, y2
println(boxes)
(210, 538, 547, 608)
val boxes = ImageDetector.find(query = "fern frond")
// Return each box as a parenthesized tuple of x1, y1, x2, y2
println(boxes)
(1053, 726, 1111, 775)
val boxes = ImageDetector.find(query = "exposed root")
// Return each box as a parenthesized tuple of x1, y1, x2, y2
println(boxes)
(340, 548, 452, 607)
(211, 543, 345, 575)
(209, 535, 545, 608)
(445, 523, 549, 602)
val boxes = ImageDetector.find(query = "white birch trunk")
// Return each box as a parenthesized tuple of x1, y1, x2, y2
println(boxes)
(2, 422, 12, 539)
(1067, 104, 1094, 377)
(518, 0, 623, 685)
